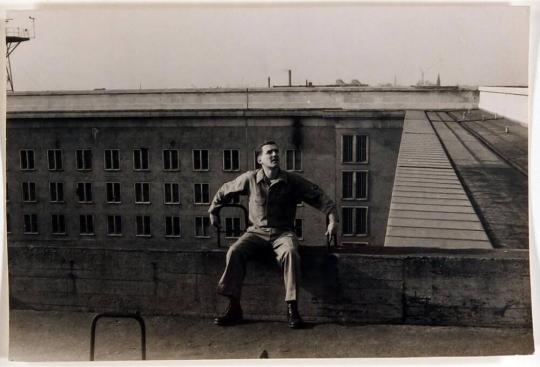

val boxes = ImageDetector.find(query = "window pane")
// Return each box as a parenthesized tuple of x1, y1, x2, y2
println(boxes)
(356, 171, 368, 199)
(232, 150, 239, 170)
(342, 208, 353, 234)
(342, 172, 353, 199)
(202, 150, 208, 170)
(343, 135, 353, 162)
(355, 207, 368, 235)
(286, 150, 293, 170)
(202, 184, 209, 203)
(224, 150, 231, 170)
(356, 135, 368, 163)
(141, 148, 148, 169)
(295, 150, 302, 170)
(48, 151, 54, 169)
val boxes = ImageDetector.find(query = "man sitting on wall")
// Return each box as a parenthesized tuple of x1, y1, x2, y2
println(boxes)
(208, 141, 338, 329)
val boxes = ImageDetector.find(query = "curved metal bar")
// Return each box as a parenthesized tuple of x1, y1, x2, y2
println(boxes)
(90, 312, 146, 361)
(213, 204, 249, 248)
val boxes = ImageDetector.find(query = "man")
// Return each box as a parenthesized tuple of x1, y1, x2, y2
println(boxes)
(208, 141, 338, 329)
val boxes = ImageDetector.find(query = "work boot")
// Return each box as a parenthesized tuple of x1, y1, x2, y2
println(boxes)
(214, 299, 243, 326)
(287, 301, 303, 329)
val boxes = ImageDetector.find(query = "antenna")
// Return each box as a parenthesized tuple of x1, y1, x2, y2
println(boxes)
(5, 16, 35, 91)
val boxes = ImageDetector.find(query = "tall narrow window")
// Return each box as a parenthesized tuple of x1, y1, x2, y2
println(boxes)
(163, 149, 180, 171)
(225, 217, 241, 238)
(133, 148, 149, 170)
(342, 171, 368, 200)
(76, 149, 92, 170)
(20, 150, 35, 170)
(76, 182, 93, 203)
(23, 214, 38, 234)
(104, 149, 120, 170)
(136, 215, 151, 236)
(194, 183, 209, 204)
(223, 149, 240, 171)
(193, 149, 209, 171)
(342, 207, 368, 236)
(47, 149, 63, 170)
(294, 218, 303, 240)
(194, 216, 210, 237)
(49, 182, 64, 202)
(22, 182, 37, 202)
(286, 149, 302, 171)
(342, 135, 369, 163)
(107, 215, 122, 236)
(165, 216, 181, 237)
(6, 214, 11, 234)
(135, 183, 150, 204)
(51, 214, 66, 235)
(164, 183, 180, 204)
(106, 182, 121, 203)
(79, 215, 94, 235)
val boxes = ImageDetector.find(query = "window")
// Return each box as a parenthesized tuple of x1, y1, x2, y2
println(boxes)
(136, 215, 151, 236)
(22, 182, 37, 202)
(342, 171, 368, 200)
(23, 214, 38, 234)
(104, 149, 120, 170)
(49, 182, 64, 202)
(165, 216, 181, 237)
(51, 214, 66, 235)
(133, 148, 149, 170)
(79, 215, 94, 235)
(76, 149, 92, 170)
(135, 183, 150, 204)
(107, 215, 122, 236)
(47, 149, 63, 170)
(223, 149, 240, 171)
(294, 219, 303, 240)
(20, 150, 35, 170)
(193, 149, 209, 171)
(76, 183, 93, 203)
(164, 183, 180, 204)
(225, 217, 241, 238)
(194, 183, 210, 204)
(342, 207, 368, 236)
(163, 149, 180, 171)
(286, 149, 302, 171)
(106, 182, 121, 203)
(254, 151, 262, 169)
(194, 216, 210, 237)
(342, 135, 369, 163)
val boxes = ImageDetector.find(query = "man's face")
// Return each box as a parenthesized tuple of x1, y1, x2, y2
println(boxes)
(258, 144, 280, 169)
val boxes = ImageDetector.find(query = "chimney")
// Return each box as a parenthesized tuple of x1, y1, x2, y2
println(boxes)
(288, 69, 292, 87)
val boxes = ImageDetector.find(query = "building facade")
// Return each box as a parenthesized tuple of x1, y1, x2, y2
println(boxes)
(6, 95, 405, 249)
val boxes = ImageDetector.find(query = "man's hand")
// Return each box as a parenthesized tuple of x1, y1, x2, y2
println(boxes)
(325, 214, 338, 244)
(210, 213, 221, 229)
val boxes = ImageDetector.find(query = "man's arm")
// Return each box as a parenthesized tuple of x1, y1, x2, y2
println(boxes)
(208, 172, 250, 228)
(294, 175, 339, 241)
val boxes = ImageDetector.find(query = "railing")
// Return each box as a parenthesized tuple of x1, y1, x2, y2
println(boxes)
(89, 312, 146, 361)
(213, 203, 337, 250)
(6, 27, 30, 39)
(213, 204, 249, 248)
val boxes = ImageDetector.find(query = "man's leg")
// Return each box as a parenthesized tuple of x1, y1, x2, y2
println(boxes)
(272, 231, 303, 328)
(215, 232, 267, 326)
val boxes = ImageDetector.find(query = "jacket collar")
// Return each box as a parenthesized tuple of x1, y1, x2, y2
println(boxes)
(256, 168, 288, 184)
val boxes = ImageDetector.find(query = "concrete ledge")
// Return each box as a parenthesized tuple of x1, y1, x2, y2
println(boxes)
(8, 245, 531, 327)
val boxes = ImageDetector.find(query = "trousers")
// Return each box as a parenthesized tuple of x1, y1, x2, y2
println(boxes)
(217, 228, 301, 302)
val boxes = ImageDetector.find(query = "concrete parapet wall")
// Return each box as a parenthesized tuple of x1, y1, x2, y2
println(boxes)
(8, 245, 530, 327)
(7, 87, 479, 113)
(478, 86, 528, 125)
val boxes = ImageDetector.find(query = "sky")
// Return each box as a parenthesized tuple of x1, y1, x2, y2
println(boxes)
(3, 2, 530, 91)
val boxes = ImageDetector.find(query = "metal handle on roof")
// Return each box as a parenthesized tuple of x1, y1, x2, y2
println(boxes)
(214, 203, 250, 248)
(89, 312, 146, 361)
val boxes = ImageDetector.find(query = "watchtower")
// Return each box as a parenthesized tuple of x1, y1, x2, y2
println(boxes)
(5, 17, 35, 92)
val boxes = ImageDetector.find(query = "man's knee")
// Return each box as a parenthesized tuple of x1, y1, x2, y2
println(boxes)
(226, 236, 253, 261)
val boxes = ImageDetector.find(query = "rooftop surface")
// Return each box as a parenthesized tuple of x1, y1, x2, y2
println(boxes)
(8, 310, 533, 361)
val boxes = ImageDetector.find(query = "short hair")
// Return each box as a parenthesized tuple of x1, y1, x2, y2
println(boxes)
(257, 141, 278, 151)
(256, 141, 278, 158)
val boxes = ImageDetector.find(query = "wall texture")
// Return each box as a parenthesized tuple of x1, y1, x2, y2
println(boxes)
(478, 87, 528, 125)
(8, 244, 531, 327)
